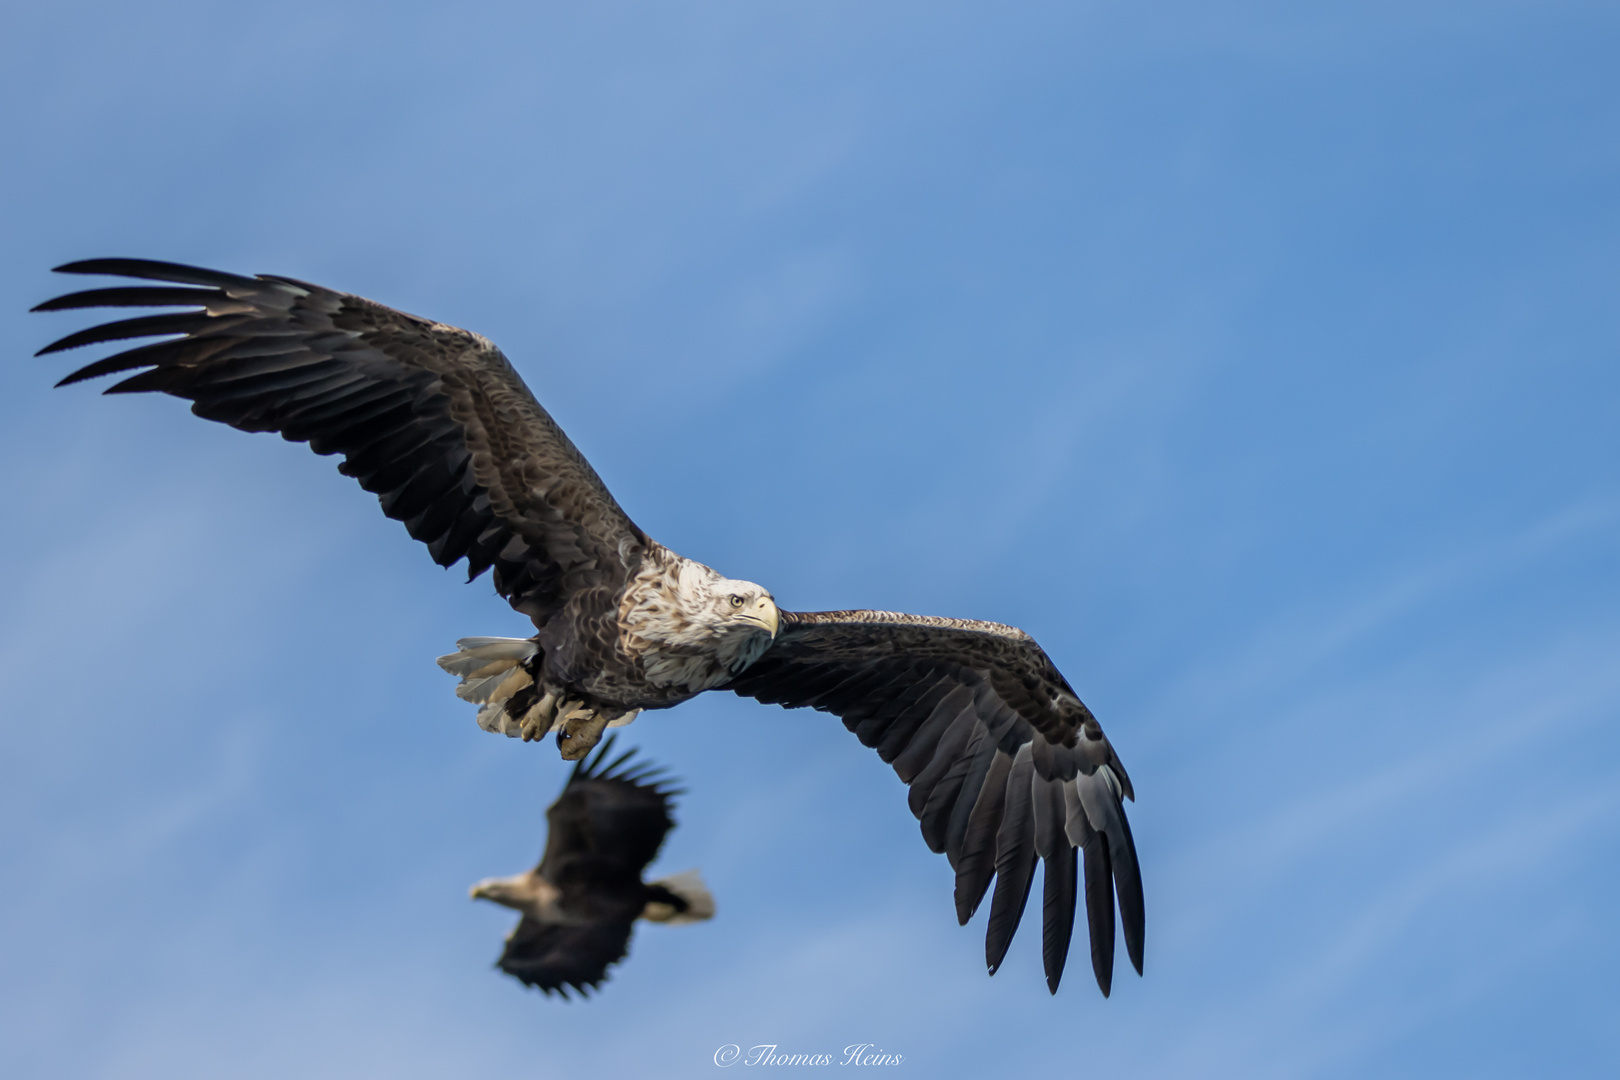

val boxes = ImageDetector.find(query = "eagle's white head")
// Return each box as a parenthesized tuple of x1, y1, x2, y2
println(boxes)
(622, 556, 781, 691)
(673, 560, 780, 671)
(469, 871, 558, 919)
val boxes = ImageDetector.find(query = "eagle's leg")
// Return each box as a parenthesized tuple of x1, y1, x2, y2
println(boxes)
(512, 681, 635, 757)
(517, 690, 560, 742)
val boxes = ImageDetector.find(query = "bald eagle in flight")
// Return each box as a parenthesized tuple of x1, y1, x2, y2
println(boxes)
(34, 258, 1143, 995)
(469, 736, 714, 997)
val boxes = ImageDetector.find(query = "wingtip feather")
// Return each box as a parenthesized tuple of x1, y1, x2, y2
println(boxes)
(49, 257, 260, 289)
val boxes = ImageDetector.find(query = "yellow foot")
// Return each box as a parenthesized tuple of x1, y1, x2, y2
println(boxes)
(556, 708, 611, 760)
(518, 691, 559, 742)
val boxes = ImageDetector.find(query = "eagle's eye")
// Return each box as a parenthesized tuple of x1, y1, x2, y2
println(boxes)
(729, 594, 745, 609)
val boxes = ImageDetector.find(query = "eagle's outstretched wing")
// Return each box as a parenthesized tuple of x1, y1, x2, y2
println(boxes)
(33, 258, 645, 624)
(495, 915, 636, 997)
(725, 610, 1143, 996)
(539, 736, 680, 907)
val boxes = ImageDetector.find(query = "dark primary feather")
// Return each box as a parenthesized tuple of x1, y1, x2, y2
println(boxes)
(1034, 772, 1077, 994)
(1081, 827, 1116, 996)
(33, 258, 646, 626)
(1075, 767, 1145, 977)
(985, 744, 1038, 976)
(953, 746, 1013, 925)
(727, 609, 1144, 996)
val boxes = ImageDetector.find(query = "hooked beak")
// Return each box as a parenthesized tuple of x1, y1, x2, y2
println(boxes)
(751, 596, 780, 638)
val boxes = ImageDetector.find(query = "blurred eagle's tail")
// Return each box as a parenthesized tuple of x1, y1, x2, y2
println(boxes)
(644, 869, 717, 925)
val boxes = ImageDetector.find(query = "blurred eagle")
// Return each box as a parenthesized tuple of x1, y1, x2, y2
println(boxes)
(470, 736, 714, 997)
(35, 258, 1143, 995)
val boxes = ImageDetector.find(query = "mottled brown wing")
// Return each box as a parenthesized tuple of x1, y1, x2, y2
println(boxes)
(33, 258, 646, 625)
(495, 914, 636, 997)
(725, 609, 1143, 996)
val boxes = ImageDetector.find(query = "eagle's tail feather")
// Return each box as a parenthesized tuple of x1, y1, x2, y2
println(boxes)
(436, 636, 538, 679)
(644, 869, 717, 925)
(437, 637, 539, 736)
(436, 636, 642, 743)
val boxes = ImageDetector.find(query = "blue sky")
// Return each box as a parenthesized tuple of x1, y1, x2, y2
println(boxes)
(2, 1, 1617, 1076)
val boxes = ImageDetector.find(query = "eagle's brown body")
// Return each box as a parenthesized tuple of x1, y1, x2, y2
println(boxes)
(35, 258, 1143, 996)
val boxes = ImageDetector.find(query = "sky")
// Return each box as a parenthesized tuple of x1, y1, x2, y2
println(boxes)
(1, 1, 1617, 1077)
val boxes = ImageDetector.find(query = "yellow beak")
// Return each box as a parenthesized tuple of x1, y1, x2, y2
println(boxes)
(753, 596, 780, 637)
